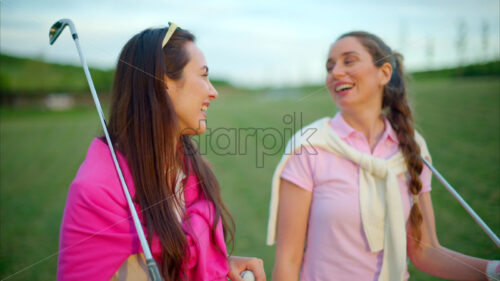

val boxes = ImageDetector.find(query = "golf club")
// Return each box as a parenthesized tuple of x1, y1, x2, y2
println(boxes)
(49, 19, 162, 280)
(422, 158, 500, 248)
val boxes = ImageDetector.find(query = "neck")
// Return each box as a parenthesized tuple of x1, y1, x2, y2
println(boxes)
(341, 108, 385, 151)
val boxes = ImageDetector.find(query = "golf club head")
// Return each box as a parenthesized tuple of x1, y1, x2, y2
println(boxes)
(49, 19, 76, 45)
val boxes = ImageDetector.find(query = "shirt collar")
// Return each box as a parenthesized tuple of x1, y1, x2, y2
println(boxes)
(382, 117, 399, 144)
(329, 112, 399, 144)
(329, 112, 356, 139)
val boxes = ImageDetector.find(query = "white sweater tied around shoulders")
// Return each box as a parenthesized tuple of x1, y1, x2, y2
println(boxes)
(266, 117, 430, 281)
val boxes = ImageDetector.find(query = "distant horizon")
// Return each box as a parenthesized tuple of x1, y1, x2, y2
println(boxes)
(3, 50, 500, 74)
(2, 51, 498, 91)
(1, 0, 499, 87)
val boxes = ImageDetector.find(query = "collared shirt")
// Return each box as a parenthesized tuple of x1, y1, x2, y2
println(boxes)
(281, 112, 432, 281)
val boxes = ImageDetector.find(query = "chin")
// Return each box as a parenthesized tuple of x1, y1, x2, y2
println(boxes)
(332, 94, 357, 108)
(181, 120, 207, 135)
(197, 120, 207, 134)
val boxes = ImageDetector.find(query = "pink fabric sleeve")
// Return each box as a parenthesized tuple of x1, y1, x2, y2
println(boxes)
(59, 139, 228, 281)
(182, 200, 228, 281)
(57, 181, 139, 281)
(281, 148, 315, 192)
(57, 139, 161, 281)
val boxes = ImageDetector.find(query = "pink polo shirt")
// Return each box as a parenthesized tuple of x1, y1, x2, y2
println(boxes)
(57, 138, 228, 280)
(281, 113, 432, 281)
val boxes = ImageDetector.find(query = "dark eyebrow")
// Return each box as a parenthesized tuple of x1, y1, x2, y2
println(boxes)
(341, 51, 359, 56)
(327, 51, 360, 64)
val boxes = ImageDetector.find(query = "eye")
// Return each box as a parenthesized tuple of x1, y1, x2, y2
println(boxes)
(326, 63, 335, 72)
(344, 56, 356, 65)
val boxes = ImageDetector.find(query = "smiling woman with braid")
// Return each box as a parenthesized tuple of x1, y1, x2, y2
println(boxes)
(267, 31, 499, 281)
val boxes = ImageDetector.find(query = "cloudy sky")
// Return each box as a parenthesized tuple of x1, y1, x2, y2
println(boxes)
(1, 0, 499, 87)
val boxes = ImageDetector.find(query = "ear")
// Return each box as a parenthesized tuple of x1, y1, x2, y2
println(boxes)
(378, 62, 393, 86)
(164, 74, 176, 97)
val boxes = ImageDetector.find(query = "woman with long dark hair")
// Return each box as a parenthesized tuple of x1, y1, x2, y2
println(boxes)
(268, 31, 499, 280)
(58, 24, 265, 281)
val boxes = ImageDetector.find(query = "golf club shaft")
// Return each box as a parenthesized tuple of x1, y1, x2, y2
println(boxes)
(422, 158, 500, 248)
(71, 34, 163, 280)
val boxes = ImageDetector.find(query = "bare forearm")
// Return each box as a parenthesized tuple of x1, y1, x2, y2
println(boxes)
(413, 245, 489, 280)
(271, 261, 300, 281)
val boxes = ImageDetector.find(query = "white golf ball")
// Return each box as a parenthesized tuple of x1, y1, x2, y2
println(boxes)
(240, 270, 256, 281)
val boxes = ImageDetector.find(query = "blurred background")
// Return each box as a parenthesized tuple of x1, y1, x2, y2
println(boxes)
(1, 0, 499, 280)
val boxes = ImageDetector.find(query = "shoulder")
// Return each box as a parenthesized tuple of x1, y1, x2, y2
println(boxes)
(59, 139, 141, 280)
(413, 130, 426, 145)
(413, 130, 431, 159)
(285, 117, 331, 154)
(298, 117, 330, 137)
(68, 138, 134, 211)
(278, 117, 334, 181)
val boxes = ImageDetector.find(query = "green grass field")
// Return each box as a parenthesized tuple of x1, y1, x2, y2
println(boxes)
(1, 77, 499, 280)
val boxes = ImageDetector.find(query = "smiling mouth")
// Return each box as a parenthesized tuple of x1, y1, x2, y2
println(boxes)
(335, 83, 354, 94)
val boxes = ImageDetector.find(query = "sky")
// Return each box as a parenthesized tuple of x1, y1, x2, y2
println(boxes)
(1, 0, 499, 87)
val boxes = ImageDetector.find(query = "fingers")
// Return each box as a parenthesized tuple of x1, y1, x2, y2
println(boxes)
(227, 269, 244, 281)
(227, 256, 266, 281)
(246, 258, 266, 281)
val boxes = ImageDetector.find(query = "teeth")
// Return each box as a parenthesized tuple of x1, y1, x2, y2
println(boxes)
(201, 105, 207, 112)
(335, 84, 353, 93)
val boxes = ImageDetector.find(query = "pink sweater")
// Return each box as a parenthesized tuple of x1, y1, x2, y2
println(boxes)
(57, 138, 228, 280)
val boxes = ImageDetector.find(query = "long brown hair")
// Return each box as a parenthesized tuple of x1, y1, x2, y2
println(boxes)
(337, 31, 425, 245)
(107, 26, 234, 280)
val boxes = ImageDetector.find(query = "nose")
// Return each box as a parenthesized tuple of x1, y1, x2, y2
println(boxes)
(208, 80, 218, 100)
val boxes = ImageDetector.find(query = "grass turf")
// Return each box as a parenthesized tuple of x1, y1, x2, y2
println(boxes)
(1, 77, 499, 280)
